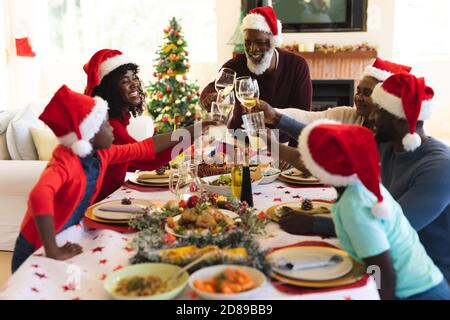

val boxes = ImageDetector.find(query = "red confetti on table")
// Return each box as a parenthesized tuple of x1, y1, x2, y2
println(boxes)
(285, 191, 291, 194)
(124, 246, 134, 253)
(274, 198, 282, 202)
(62, 283, 77, 292)
(99, 259, 108, 265)
(31, 287, 39, 293)
(31, 264, 39, 269)
(35, 272, 47, 279)
(91, 246, 104, 253)
(100, 274, 107, 281)
(33, 253, 44, 257)
(254, 192, 262, 196)
(344, 296, 353, 300)
(276, 186, 285, 189)
(292, 195, 301, 199)
(113, 265, 124, 272)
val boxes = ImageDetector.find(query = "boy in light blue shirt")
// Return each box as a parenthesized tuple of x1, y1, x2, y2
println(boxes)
(293, 120, 450, 300)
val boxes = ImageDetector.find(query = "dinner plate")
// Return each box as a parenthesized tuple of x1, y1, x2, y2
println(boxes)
(267, 246, 353, 281)
(93, 199, 153, 221)
(280, 168, 320, 183)
(85, 199, 154, 224)
(128, 174, 174, 187)
(266, 201, 332, 222)
(277, 174, 323, 186)
(165, 209, 240, 238)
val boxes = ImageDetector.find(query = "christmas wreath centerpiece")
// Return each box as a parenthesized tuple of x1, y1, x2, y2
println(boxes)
(129, 192, 271, 274)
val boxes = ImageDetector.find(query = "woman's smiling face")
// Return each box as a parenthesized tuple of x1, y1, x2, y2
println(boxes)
(117, 69, 142, 107)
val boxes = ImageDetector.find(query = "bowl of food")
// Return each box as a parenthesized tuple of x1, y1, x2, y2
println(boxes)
(201, 174, 261, 196)
(258, 167, 281, 185)
(189, 265, 266, 300)
(103, 263, 188, 300)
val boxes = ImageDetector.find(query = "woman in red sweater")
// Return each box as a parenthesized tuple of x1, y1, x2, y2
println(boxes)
(84, 49, 174, 201)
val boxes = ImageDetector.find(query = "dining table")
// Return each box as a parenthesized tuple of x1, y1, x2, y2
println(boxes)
(0, 175, 380, 300)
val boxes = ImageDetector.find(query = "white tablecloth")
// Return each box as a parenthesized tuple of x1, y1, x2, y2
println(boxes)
(0, 180, 380, 300)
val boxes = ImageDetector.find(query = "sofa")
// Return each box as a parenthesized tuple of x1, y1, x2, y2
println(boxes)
(0, 105, 154, 251)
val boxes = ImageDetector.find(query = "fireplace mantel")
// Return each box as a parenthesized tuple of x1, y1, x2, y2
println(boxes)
(290, 50, 378, 81)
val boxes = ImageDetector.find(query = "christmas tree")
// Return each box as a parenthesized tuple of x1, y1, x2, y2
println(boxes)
(146, 17, 202, 134)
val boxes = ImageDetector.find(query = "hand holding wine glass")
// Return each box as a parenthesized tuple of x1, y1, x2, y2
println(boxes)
(236, 77, 259, 114)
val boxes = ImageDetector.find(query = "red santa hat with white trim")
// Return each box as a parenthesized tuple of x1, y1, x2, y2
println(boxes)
(298, 120, 391, 218)
(363, 57, 412, 82)
(39, 85, 109, 158)
(371, 73, 434, 152)
(240, 6, 283, 47)
(84, 49, 136, 96)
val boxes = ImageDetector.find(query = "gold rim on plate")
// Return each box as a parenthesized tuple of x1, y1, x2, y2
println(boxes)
(85, 199, 153, 224)
(277, 174, 323, 185)
(267, 246, 366, 288)
(266, 201, 332, 222)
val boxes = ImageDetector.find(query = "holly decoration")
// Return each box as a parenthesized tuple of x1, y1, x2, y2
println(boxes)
(129, 193, 270, 273)
(146, 17, 203, 133)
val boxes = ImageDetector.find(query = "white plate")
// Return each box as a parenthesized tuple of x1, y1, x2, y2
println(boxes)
(93, 199, 152, 221)
(268, 246, 353, 281)
(281, 168, 320, 182)
(165, 209, 240, 238)
(201, 174, 261, 196)
(189, 264, 266, 300)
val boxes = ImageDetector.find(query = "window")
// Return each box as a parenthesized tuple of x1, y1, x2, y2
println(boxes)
(43, 0, 217, 63)
(394, 0, 450, 61)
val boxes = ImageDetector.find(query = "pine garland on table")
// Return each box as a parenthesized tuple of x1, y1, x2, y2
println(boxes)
(129, 192, 271, 274)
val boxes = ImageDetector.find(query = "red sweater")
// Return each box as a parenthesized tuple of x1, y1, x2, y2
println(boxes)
(94, 113, 173, 202)
(21, 138, 155, 248)
(200, 48, 312, 129)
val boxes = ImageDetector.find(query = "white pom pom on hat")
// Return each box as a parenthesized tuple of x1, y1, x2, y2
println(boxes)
(402, 132, 422, 152)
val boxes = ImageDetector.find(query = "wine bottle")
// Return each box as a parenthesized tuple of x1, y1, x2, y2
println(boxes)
(240, 137, 254, 207)
(231, 143, 242, 199)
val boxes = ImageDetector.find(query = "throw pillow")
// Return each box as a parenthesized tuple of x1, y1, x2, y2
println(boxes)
(30, 127, 59, 160)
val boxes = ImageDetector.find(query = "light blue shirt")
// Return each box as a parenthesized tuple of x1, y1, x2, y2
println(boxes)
(332, 181, 443, 299)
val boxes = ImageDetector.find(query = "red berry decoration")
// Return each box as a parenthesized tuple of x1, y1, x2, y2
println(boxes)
(163, 233, 177, 244)
(187, 196, 200, 208)
(178, 200, 187, 208)
(166, 86, 172, 93)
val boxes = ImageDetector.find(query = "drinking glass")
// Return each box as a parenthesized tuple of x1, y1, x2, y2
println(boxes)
(215, 68, 236, 95)
(242, 111, 267, 152)
(236, 77, 259, 113)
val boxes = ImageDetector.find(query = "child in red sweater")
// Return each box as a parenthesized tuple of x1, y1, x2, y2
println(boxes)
(84, 49, 175, 202)
(12, 85, 213, 272)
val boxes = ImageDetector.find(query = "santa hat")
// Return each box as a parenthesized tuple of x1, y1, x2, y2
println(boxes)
(363, 57, 412, 82)
(84, 49, 135, 96)
(371, 73, 434, 152)
(240, 6, 283, 47)
(39, 85, 108, 158)
(298, 120, 391, 218)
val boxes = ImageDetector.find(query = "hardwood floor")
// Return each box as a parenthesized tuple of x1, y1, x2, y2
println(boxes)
(0, 251, 12, 287)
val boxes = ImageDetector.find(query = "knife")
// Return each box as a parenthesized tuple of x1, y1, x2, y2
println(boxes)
(275, 255, 343, 271)
(97, 205, 147, 214)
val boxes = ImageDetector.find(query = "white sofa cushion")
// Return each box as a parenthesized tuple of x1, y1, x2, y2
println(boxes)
(0, 110, 15, 134)
(0, 160, 48, 251)
(6, 105, 45, 160)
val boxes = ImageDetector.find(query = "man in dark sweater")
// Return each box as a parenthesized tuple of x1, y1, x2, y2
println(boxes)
(200, 6, 312, 139)
(274, 73, 450, 283)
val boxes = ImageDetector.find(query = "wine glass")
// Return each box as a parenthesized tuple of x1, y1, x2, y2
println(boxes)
(236, 77, 259, 113)
(216, 90, 236, 125)
(215, 68, 236, 96)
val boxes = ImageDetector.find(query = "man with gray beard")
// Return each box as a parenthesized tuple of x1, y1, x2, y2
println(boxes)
(200, 6, 312, 143)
